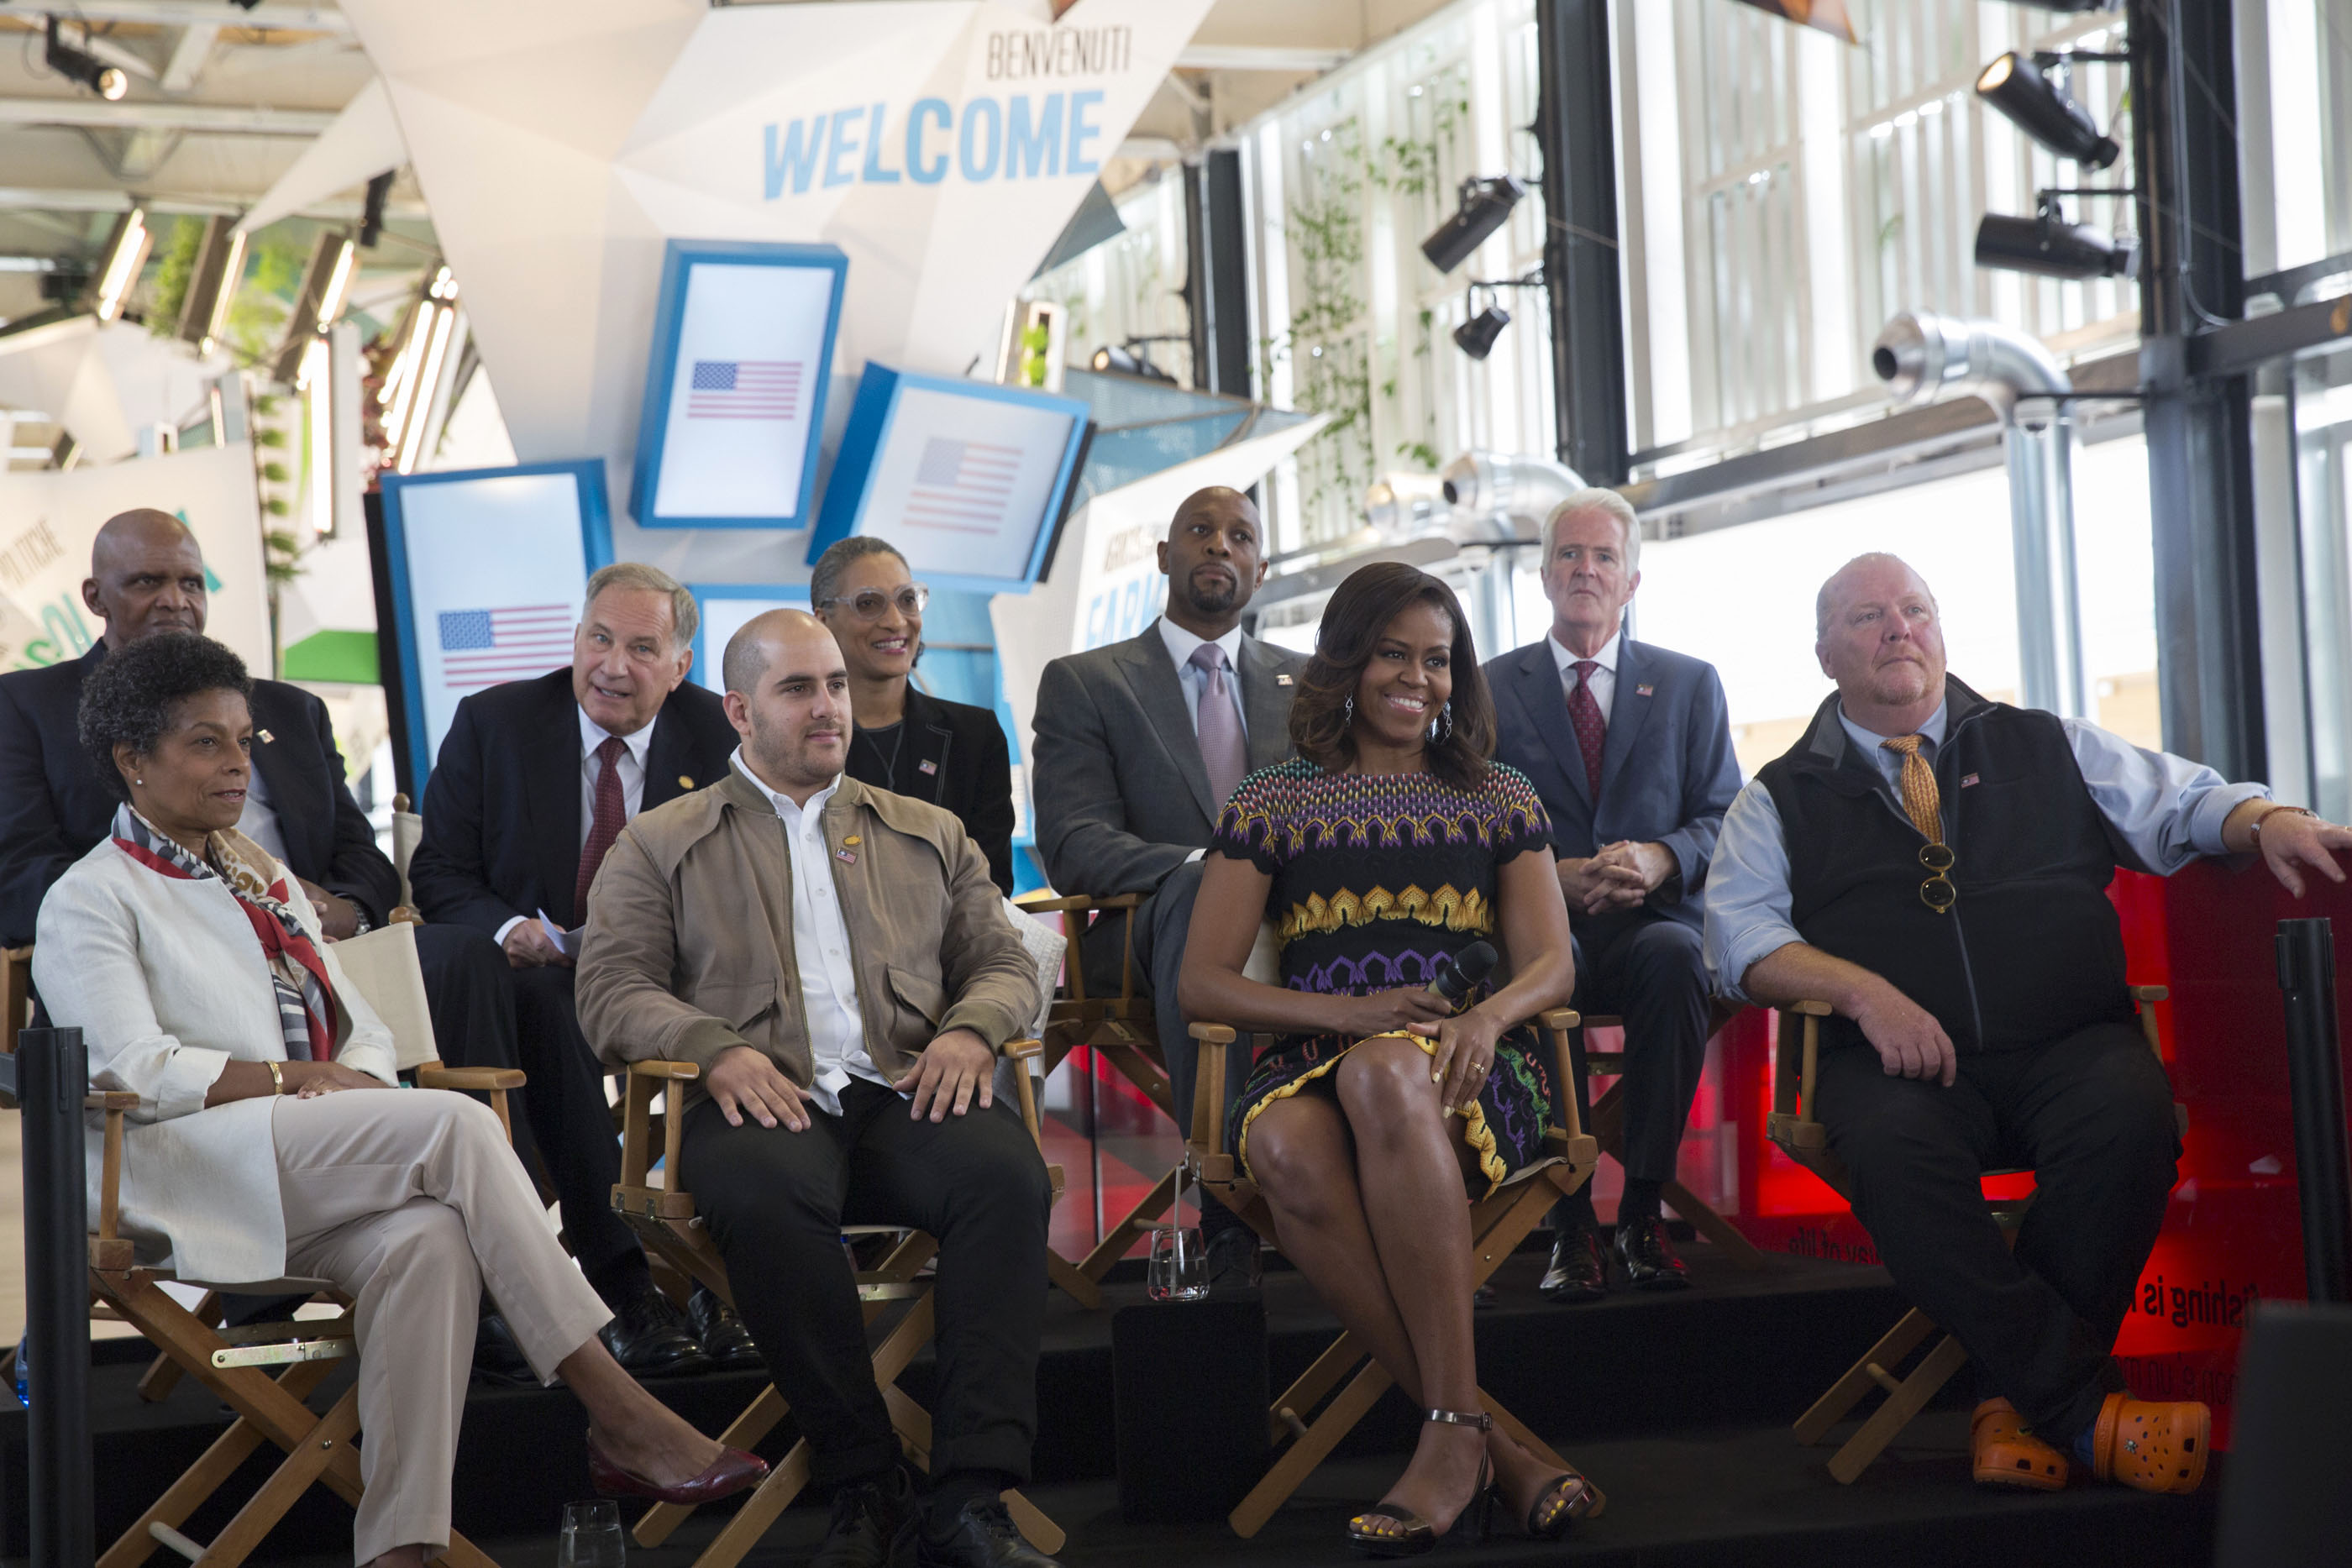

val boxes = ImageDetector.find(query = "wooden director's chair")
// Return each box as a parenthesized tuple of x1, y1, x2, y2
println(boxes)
(1766, 988, 2176, 1482)
(1569, 1004, 1765, 1268)
(1184, 1008, 1602, 1538)
(84, 920, 527, 1567)
(608, 1041, 1069, 1568)
(1011, 890, 1180, 1300)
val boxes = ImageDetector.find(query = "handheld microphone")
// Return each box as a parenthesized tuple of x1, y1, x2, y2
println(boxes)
(1428, 941, 1499, 1004)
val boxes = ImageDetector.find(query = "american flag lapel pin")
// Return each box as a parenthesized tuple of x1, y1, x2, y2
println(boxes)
(1277, 673, 1294, 687)
(918, 759, 938, 775)
(837, 832, 860, 865)
(1961, 774, 1981, 788)
(1635, 684, 1654, 698)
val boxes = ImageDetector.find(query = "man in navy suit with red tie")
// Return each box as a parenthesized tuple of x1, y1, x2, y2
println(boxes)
(1486, 490, 1742, 1299)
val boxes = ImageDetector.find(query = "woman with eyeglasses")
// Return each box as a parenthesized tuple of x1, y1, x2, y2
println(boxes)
(811, 537, 1018, 894)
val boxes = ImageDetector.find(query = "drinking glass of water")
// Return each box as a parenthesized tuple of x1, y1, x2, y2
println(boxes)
(1147, 1225, 1208, 1302)
(558, 1499, 626, 1566)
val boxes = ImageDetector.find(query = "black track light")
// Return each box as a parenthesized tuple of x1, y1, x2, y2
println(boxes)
(1974, 211, 2138, 281)
(1421, 176, 1525, 275)
(1089, 343, 1176, 384)
(1452, 305, 1511, 361)
(45, 18, 128, 102)
(1975, 52, 2119, 168)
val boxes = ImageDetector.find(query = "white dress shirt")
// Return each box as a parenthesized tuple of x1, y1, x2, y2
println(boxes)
(492, 706, 655, 947)
(1702, 698, 2271, 1001)
(1158, 616, 1250, 737)
(730, 750, 891, 1117)
(1547, 628, 1622, 721)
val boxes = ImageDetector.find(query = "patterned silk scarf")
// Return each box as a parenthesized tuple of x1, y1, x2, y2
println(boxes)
(111, 805, 339, 1061)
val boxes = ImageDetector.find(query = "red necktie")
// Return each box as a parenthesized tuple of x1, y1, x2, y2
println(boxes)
(575, 736, 628, 915)
(1567, 659, 1606, 801)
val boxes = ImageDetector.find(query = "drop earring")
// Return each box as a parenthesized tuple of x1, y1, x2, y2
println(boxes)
(1343, 695, 1356, 726)
(1427, 700, 1452, 743)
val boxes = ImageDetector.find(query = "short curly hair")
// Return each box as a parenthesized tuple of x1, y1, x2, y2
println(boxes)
(78, 633, 253, 803)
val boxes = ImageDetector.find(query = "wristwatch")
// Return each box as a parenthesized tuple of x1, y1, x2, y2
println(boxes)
(2250, 805, 2317, 847)
(266, 1060, 286, 1096)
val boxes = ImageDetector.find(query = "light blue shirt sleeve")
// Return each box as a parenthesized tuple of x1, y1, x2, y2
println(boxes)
(1698, 714, 2272, 1002)
(2061, 717, 2269, 872)
(1701, 779, 1799, 1004)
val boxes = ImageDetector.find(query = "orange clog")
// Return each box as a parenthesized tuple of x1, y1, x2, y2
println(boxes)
(2089, 1392, 2210, 1494)
(1971, 1398, 2070, 1491)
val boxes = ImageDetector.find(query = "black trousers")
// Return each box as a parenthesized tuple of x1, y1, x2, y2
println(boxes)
(1096, 860, 1252, 1238)
(1816, 1020, 2181, 1444)
(682, 1079, 1053, 1487)
(495, 963, 651, 1300)
(1550, 914, 1712, 1230)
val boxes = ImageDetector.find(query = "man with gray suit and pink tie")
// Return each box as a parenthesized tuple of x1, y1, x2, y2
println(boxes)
(1487, 489, 1743, 1301)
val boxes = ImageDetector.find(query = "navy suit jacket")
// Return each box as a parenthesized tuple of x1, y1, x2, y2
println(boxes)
(1483, 632, 1742, 931)
(408, 669, 738, 936)
(0, 642, 398, 946)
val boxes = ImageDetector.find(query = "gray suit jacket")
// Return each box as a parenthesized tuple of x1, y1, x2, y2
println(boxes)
(1032, 619, 1306, 896)
(1485, 633, 1742, 932)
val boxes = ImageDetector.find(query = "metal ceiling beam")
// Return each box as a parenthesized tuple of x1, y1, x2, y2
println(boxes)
(0, 184, 427, 221)
(160, 24, 222, 93)
(0, 97, 335, 134)
(0, 3, 351, 32)
(1175, 45, 1352, 72)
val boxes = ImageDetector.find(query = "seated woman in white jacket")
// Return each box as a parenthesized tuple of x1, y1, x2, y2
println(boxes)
(32, 633, 766, 1568)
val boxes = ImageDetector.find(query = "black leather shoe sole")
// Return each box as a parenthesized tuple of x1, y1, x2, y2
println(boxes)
(599, 1319, 712, 1378)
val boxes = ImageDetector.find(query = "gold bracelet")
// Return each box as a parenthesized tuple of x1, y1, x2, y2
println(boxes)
(2251, 805, 2317, 848)
(266, 1060, 286, 1096)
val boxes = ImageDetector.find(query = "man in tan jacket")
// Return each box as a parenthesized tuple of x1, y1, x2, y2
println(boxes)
(577, 609, 1056, 1568)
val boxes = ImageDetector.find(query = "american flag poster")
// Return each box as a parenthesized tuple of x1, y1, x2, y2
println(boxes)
(855, 384, 1075, 581)
(648, 258, 839, 523)
(904, 438, 1022, 535)
(437, 605, 575, 688)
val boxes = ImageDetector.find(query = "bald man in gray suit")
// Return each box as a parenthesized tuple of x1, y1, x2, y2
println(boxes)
(1031, 487, 1304, 1287)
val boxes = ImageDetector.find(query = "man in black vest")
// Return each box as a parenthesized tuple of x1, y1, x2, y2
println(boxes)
(410, 561, 747, 1377)
(1705, 553, 2351, 1496)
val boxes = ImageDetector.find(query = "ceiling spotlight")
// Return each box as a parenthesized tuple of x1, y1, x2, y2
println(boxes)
(45, 18, 129, 102)
(1089, 342, 1177, 384)
(1421, 176, 1526, 275)
(1974, 211, 2138, 281)
(1453, 304, 1511, 361)
(359, 170, 394, 249)
(1975, 52, 2119, 168)
(91, 207, 152, 323)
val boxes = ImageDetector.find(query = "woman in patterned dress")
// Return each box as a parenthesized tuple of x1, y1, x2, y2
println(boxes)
(1179, 563, 1602, 1555)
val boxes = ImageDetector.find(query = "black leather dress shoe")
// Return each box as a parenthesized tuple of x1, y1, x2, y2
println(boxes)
(685, 1283, 764, 1372)
(816, 1462, 914, 1568)
(1614, 1215, 1691, 1292)
(598, 1282, 711, 1377)
(1204, 1227, 1262, 1295)
(1537, 1227, 1610, 1304)
(471, 1310, 537, 1386)
(892, 1496, 1062, 1568)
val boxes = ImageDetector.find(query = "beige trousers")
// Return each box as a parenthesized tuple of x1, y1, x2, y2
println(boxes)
(270, 1088, 612, 1565)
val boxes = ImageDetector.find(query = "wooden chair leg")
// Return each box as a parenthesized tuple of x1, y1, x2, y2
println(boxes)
(1045, 1250, 1103, 1309)
(632, 1387, 786, 1548)
(99, 1360, 339, 1568)
(1264, 1331, 1368, 1448)
(191, 1387, 362, 1567)
(1793, 1307, 1938, 1446)
(1662, 1180, 1767, 1269)
(1231, 1361, 1395, 1539)
(1824, 1333, 1970, 1485)
(880, 1388, 1066, 1556)
(1078, 1167, 1179, 1282)
(1479, 1389, 1569, 1475)
(663, 1439, 816, 1568)
(138, 1290, 222, 1404)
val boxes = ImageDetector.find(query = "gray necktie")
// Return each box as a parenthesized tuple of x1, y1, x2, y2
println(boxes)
(1189, 642, 1247, 810)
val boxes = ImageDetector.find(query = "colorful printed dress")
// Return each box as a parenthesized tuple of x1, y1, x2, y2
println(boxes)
(1209, 758, 1557, 1199)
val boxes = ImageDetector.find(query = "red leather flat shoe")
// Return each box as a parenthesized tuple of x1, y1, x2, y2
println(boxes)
(585, 1430, 769, 1504)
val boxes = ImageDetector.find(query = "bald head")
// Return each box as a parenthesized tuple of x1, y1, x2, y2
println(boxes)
(722, 609, 849, 802)
(1159, 485, 1267, 637)
(1814, 553, 1948, 727)
(85, 508, 207, 648)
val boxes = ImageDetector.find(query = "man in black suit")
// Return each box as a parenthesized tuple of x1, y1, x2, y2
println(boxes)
(1031, 487, 1305, 1288)
(0, 508, 510, 1055)
(1486, 490, 1742, 1300)
(410, 561, 748, 1377)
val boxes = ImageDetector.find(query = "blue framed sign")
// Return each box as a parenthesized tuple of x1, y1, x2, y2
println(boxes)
(806, 364, 1090, 595)
(381, 459, 614, 786)
(687, 583, 812, 693)
(629, 239, 848, 530)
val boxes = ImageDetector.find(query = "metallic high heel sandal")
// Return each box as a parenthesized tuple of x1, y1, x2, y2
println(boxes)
(1346, 1408, 1495, 1558)
(1522, 1465, 1606, 1539)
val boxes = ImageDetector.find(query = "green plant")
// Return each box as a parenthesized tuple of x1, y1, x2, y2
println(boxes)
(1280, 118, 1378, 540)
(146, 218, 204, 339)
(219, 234, 305, 369)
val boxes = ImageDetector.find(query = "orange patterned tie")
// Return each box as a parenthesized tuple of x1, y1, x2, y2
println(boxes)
(1879, 735, 1942, 841)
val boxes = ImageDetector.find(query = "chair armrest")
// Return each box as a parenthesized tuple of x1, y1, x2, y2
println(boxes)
(1188, 1022, 1236, 1045)
(627, 1060, 701, 1081)
(1539, 1008, 1582, 1032)
(1002, 1038, 1042, 1062)
(85, 1091, 139, 1111)
(413, 1065, 525, 1092)
(1013, 892, 1095, 915)
(1785, 999, 1834, 1015)
(2129, 985, 2168, 1003)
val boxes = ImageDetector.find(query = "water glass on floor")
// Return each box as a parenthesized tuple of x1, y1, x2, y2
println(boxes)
(559, 1498, 626, 1566)
(1148, 1225, 1208, 1301)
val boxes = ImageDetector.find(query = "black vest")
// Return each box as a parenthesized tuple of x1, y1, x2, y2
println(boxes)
(1756, 680, 2133, 1056)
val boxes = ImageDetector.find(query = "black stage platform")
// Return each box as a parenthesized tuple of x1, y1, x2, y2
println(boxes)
(0, 1244, 2219, 1565)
